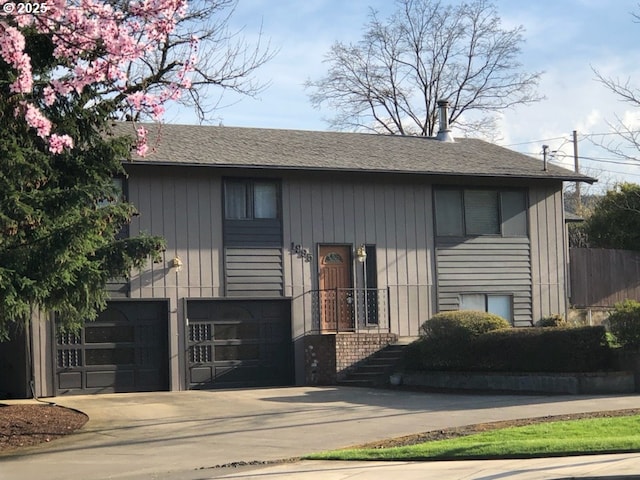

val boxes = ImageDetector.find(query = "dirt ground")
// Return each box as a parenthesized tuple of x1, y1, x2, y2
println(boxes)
(0, 403, 88, 452)
(1, 402, 639, 454)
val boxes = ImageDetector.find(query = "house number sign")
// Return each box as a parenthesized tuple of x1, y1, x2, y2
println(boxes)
(290, 242, 312, 262)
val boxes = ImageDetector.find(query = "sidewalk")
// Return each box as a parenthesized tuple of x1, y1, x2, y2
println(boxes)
(207, 455, 640, 479)
(1, 387, 639, 479)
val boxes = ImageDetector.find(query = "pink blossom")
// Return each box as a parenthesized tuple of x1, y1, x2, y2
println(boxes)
(135, 126, 149, 157)
(22, 102, 52, 138)
(43, 86, 57, 106)
(127, 91, 146, 110)
(151, 104, 165, 120)
(1, 0, 193, 151)
(48, 134, 74, 154)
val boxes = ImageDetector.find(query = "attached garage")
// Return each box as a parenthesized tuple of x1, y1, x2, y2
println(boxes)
(55, 300, 169, 395)
(186, 299, 293, 389)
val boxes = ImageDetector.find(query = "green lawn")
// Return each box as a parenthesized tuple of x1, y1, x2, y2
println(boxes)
(305, 415, 640, 461)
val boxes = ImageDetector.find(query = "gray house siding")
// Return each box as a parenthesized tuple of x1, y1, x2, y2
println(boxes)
(223, 219, 284, 297)
(224, 247, 284, 297)
(529, 184, 568, 321)
(128, 166, 224, 299)
(435, 237, 533, 326)
(30, 310, 54, 398)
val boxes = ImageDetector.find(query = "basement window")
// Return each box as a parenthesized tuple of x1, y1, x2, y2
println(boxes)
(460, 293, 513, 322)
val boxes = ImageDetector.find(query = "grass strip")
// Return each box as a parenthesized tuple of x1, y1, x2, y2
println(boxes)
(305, 415, 640, 461)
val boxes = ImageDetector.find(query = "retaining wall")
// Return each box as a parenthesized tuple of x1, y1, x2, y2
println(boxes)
(400, 371, 635, 394)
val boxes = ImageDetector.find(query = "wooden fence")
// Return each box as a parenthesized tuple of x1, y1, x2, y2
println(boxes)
(570, 248, 640, 307)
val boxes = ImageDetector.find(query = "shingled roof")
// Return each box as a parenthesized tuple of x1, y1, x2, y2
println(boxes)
(118, 123, 595, 183)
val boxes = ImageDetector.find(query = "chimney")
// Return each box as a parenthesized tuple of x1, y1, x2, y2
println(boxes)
(436, 99, 454, 142)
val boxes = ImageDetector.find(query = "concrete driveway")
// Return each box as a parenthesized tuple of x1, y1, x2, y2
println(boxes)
(1, 387, 640, 479)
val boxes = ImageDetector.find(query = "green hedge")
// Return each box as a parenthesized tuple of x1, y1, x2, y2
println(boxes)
(404, 325, 612, 373)
(472, 326, 611, 372)
(607, 300, 640, 350)
(415, 311, 510, 370)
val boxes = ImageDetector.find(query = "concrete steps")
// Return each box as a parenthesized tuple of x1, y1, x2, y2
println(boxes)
(337, 343, 408, 387)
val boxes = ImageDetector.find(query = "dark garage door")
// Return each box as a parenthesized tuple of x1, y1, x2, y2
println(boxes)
(55, 300, 169, 394)
(187, 299, 293, 389)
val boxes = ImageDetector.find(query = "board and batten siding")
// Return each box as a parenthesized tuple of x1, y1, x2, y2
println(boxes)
(435, 237, 533, 326)
(127, 166, 224, 299)
(529, 184, 568, 321)
(281, 175, 437, 343)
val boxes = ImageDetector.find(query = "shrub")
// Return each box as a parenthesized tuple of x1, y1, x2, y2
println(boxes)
(536, 314, 567, 327)
(416, 310, 510, 370)
(472, 326, 611, 372)
(402, 338, 429, 371)
(420, 310, 511, 341)
(607, 300, 640, 350)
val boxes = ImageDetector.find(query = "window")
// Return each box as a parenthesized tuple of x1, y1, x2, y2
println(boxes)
(363, 245, 378, 325)
(460, 293, 513, 322)
(97, 177, 128, 240)
(224, 179, 279, 220)
(434, 188, 527, 237)
(97, 177, 125, 207)
(465, 190, 499, 235)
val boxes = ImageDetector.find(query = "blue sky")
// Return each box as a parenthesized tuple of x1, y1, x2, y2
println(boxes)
(167, 0, 640, 190)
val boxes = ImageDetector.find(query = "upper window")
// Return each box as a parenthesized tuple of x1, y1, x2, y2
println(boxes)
(435, 188, 527, 237)
(224, 179, 279, 220)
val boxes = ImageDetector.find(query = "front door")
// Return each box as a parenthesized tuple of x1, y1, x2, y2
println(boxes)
(318, 245, 354, 332)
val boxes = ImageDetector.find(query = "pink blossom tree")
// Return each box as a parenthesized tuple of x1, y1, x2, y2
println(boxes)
(1, 0, 198, 154)
(0, 0, 270, 337)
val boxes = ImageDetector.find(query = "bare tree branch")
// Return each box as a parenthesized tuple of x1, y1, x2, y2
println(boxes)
(306, 0, 543, 137)
(592, 65, 640, 160)
(118, 0, 276, 122)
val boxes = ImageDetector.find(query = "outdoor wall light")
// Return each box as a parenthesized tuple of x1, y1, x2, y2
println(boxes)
(356, 244, 367, 263)
(170, 257, 183, 271)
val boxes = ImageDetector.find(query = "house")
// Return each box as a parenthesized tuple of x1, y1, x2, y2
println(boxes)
(2, 104, 595, 398)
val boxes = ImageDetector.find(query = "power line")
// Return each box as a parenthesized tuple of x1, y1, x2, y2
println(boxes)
(553, 153, 639, 166)
(502, 130, 640, 149)
(513, 151, 640, 179)
(501, 136, 567, 147)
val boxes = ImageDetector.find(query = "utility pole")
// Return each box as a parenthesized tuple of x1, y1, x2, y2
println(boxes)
(572, 130, 581, 211)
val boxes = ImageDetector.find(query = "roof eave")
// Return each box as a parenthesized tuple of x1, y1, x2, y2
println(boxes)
(123, 158, 597, 183)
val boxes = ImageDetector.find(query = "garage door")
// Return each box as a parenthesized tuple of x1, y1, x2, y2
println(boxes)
(187, 299, 293, 389)
(55, 300, 169, 394)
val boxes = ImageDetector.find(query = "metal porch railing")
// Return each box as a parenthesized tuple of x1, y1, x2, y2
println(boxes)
(303, 288, 390, 334)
